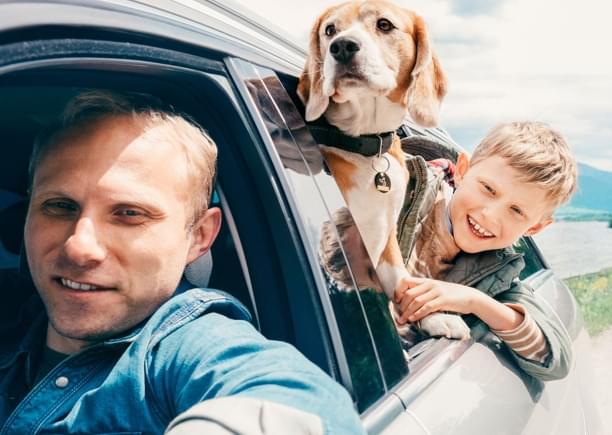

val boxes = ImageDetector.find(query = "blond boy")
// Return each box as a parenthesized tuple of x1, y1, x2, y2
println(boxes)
(395, 121, 577, 380)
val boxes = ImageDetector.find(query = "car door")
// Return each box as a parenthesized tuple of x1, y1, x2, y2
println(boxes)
(228, 59, 410, 422)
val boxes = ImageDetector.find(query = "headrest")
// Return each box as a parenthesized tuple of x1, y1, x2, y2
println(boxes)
(400, 136, 459, 162)
(0, 199, 27, 256)
(183, 251, 213, 288)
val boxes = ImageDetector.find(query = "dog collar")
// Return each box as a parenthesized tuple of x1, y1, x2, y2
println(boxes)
(307, 120, 396, 156)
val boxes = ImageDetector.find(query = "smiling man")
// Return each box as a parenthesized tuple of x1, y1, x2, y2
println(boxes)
(0, 91, 364, 434)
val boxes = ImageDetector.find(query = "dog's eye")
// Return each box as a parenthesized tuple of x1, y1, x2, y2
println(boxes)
(325, 24, 336, 37)
(376, 18, 395, 32)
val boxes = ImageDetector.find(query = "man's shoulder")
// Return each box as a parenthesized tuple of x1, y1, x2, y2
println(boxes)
(162, 288, 251, 321)
(143, 288, 252, 346)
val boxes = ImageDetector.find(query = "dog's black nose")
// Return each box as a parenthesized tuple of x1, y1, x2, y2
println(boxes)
(330, 38, 360, 64)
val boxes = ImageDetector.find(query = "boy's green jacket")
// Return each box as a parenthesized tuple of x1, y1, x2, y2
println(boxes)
(396, 153, 572, 381)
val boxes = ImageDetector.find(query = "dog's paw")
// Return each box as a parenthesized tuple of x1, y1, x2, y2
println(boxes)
(419, 313, 471, 340)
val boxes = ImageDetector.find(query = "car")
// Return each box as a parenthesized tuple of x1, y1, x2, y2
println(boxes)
(0, 1, 603, 433)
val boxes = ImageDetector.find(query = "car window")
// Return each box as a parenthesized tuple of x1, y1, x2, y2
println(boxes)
(514, 237, 547, 280)
(229, 59, 407, 411)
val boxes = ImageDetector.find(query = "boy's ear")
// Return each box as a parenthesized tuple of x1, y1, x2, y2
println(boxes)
(524, 217, 553, 236)
(454, 153, 470, 184)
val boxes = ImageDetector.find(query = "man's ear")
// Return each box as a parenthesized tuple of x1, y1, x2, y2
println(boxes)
(524, 217, 553, 236)
(454, 152, 470, 185)
(186, 207, 222, 264)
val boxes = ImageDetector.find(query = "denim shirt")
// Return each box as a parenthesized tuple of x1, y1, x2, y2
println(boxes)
(0, 288, 363, 434)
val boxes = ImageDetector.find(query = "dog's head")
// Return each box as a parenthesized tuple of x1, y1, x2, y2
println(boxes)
(298, 0, 447, 128)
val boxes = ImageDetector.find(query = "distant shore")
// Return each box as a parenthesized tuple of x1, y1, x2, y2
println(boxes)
(534, 220, 612, 279)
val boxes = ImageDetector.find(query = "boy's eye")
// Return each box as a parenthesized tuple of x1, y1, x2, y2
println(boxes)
(42, 200, 78, 216)
(510, 206, 524, 216)
(482, 183, 495, 195)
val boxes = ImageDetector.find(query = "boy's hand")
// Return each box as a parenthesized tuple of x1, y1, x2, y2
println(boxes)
(394, 277, 479, 325)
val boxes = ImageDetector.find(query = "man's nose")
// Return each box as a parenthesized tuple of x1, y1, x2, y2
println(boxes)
(63, 217, 106, 266)
(330, 37, 361, 64)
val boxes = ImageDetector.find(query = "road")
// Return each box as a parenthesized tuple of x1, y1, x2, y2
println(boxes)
(590, 328, 611, 432)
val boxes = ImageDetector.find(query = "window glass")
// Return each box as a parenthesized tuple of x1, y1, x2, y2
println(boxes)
(230, 59, 406, 411)
(515, 237, 546, 280)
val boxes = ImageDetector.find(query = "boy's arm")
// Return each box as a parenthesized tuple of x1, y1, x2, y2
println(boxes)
(466, 290, 550, 363)
(495, 280, 573, 381)
(396, 277, 571, 380)
(489, 303, 550, 363)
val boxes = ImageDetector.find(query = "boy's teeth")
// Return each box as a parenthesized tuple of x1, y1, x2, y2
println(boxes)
(61, 278, 98, 291)
(468, 216, 493, 237)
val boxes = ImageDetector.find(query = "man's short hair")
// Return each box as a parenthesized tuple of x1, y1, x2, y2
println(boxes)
(29, 90, 217, 222)
(470, 121, 577, 209)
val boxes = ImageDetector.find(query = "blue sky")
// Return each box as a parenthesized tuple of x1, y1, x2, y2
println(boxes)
(236, 0, 612, 171)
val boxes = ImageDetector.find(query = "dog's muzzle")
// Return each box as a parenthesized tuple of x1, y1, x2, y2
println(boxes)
(330, 37, 361, 64)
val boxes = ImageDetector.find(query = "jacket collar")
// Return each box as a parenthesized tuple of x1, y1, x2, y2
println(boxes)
(443, 248, 524, 296)
(307, 118, 396, 156)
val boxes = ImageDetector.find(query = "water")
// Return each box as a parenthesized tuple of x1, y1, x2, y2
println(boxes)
(533, 221, 612, 279)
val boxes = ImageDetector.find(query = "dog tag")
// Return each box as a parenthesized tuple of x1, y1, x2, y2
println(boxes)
(374, 172, 391, 193)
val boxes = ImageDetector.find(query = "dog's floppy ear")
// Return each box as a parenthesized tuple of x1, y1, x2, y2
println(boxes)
(298, 14, 330, 121)
(405, 14, 447, 127)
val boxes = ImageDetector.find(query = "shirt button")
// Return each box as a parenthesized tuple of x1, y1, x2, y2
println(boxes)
(55, 376, 69, 388)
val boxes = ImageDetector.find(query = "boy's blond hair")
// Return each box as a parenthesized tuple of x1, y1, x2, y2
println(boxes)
(470, 121, 577, 209)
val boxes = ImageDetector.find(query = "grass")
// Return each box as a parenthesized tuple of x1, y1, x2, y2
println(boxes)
(564, 267, 612, 336)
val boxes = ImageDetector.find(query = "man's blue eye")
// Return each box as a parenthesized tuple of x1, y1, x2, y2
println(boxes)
(114, 209, 148, 223)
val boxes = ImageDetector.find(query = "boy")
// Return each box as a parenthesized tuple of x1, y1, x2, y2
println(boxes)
(394, 121, 577, 381)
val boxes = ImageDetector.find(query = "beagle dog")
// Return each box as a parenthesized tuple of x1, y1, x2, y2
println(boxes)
(299, 1, 469, 339)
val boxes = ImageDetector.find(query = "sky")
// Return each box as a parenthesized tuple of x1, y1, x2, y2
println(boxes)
(234, 0, 612, 171)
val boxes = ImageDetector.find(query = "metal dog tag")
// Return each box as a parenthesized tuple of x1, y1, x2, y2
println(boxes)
(374, 172, 391, 193)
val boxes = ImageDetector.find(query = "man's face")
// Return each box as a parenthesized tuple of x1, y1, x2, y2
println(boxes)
(449, 155, 553, 254)
(25, 115, 219, 353)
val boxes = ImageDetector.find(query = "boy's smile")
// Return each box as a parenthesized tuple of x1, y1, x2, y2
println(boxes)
(466, 215, 495, 238)
(449, 154, 553, 254)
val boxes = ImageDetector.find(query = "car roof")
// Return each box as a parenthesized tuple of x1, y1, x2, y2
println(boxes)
(0, 0, 306, 75)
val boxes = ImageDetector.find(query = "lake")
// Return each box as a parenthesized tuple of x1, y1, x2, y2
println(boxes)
(533, 221, 612, 279)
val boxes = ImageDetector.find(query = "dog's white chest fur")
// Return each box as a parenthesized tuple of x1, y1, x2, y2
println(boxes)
(321, 145, 407, 266)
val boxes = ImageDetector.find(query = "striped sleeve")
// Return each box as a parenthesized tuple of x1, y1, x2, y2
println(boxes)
(491, 303, 550, 363)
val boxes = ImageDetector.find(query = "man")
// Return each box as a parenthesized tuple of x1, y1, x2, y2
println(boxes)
(0, 91, 364, 434)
